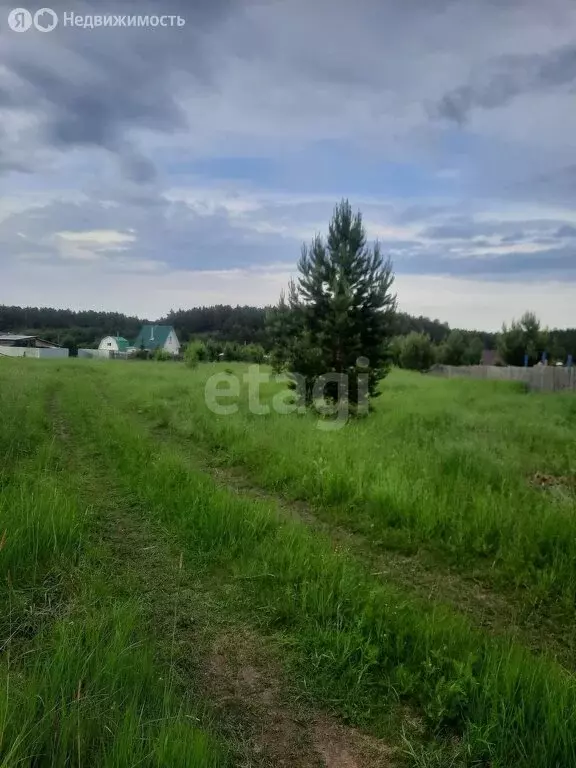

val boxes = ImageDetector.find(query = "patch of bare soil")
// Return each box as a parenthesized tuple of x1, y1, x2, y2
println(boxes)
(530, 471, 576, 493)
(204, 630, 394, 768)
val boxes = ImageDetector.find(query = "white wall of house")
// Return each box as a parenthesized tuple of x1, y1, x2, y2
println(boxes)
(0, 346, 69, 359)
(37, 348, 69, 358)
(99, 336, 121, 351)
(164, 331, 180, 355)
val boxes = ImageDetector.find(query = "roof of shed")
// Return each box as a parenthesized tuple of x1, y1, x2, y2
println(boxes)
(114, 336, 130, 351)
(0, 334, 35, 342)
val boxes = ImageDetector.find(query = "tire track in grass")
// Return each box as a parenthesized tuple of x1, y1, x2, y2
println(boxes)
(144, 421, 576, 671)
(52, 391, 396, 768)
(58, 368, 576, 768)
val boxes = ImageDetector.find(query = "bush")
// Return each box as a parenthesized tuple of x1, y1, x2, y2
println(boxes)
(153, 348, 172, 362)
(399, 332, 435, 371)
(184, 341, 207, 368)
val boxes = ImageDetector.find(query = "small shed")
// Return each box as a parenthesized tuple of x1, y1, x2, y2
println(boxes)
(98, 336, 131, 353)
(0, 334, 68, 358)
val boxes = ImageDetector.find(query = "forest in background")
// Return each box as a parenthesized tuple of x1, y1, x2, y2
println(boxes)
(0, 303, 574, 361)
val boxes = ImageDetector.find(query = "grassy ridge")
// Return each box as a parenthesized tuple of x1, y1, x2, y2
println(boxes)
(0, 361, 228, 767)
(101, 361, 576, 609)
(52, 361, 576, 767)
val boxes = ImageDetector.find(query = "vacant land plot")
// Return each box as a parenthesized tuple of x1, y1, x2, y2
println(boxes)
(1, 358, 576, 767)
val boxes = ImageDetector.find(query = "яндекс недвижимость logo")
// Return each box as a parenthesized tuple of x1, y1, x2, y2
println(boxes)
(8, 7, 58, 31)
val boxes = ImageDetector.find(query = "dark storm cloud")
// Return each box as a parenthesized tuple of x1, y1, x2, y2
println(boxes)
(436, 43, 576, 123)
(556, 224, 576, 238)
(0, 0, 235, 178)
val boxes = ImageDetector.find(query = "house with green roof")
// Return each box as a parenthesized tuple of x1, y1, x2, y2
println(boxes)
(132, 325, 181, 355)
(98, 335, 130, 353)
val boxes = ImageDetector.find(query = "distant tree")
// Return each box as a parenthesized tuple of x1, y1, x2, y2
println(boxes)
(463, 335, 484, 365)
(271, 200, 397, 408)
(389, 336, 404, 367)
(184, 340, 207, 368)
(266, 291, 304, 373)
(163, 305, 269, 346)
(393, 311, 451, 344)
(437, 330, 467, 366)
(548, 328, 576, 363)
(435, 329, 483, 366)
(498, 311, 549, 366)
(60, 335, 78, 357)
(399, 332, 435, 371)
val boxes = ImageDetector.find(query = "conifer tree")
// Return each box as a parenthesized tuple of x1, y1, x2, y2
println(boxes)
(270, 200, 396, 409)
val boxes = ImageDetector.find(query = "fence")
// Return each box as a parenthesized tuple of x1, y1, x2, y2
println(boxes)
(0, 346, 69, 359)
(78, 348, 118, 359)
(428, 364, 576, 393)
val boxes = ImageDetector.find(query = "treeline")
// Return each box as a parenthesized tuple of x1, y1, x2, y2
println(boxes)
(0, 305, 144, 355)
(392, 330, 486, 371)
(162, 306, 268, 345)
(1, 303, 574, 362)
(1, 303, 461, 351)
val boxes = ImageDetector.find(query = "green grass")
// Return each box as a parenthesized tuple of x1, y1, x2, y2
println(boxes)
(0, 362, 229, 767)
(100, 361, 576, 610)
(3, 357, 576, 767)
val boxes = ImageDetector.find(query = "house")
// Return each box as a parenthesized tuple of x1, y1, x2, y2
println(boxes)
(98, 336, 130, 353)
(132, 325, 180, 355)
(0, 333, 69, 359)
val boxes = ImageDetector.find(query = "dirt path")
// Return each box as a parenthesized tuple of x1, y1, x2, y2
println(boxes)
(145, 423, 576, 669)
(93, 492, 395, 768)
(50, 395, 396, 768)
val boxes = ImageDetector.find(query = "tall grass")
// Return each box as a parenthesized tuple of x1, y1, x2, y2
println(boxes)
(0, 361, 229, 767)
(0, 601, 226, 767)
(56, 362, 576, 768)
(100, 361, 576, 609)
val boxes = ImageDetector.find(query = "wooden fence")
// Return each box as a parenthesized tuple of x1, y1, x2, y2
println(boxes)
(428, 364, 576, 393)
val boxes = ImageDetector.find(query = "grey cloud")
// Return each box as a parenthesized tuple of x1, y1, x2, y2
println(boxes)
(500, 232, 526, 244)
(436, 43, 576, 123)
(395, 243, 576, 281)
(421, 217, 576, 242)
(0, 192, 297, 272)
(422, 221, 477, 239)
(3, 187, 576, 284)
(556, 224, 576, 238)
(0, 0, 235, 178)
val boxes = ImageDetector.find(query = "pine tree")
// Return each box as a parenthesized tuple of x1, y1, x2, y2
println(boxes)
(271, 200, 396, 409)
(497, 311, 549, 366)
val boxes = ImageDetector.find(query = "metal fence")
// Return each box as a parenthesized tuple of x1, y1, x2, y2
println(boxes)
(0, 346, 69, 359)
(428, 364, 576, 393)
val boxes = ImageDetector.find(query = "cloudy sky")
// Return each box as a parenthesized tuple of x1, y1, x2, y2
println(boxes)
(1, 0, 575, 329)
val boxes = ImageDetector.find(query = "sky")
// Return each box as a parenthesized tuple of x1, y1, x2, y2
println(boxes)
(1, 0, 575, 330)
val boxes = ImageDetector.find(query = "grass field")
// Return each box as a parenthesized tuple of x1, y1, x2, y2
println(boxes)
(1, 358, 576, 767)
